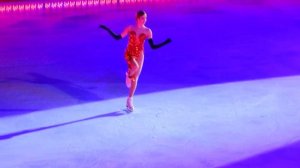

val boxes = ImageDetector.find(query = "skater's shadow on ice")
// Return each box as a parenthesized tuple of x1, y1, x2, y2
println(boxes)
(0, 111, 125, 141)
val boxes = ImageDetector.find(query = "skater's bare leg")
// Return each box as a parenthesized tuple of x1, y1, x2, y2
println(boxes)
(126, 71, 139, 111)
(127, 58, 139, 78)
(126, 56, 144, 111)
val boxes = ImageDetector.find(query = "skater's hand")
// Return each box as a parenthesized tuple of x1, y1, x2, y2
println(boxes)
(165, 38, 172, 44)
(99, 24, 108, 30)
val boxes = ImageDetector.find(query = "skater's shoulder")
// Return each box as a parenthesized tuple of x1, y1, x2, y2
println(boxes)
(144, 27, 152, 38)
(144, 26, 151, 31)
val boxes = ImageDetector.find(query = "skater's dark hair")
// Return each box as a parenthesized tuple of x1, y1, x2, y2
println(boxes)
(136, 10, 146, 19)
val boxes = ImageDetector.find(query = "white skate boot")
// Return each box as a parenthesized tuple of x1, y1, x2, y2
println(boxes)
(126, 97, 134, 112)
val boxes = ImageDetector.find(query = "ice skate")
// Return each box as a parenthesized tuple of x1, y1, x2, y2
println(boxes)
(126, 97, 134, 112)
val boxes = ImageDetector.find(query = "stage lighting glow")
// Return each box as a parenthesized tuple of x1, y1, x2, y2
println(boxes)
(0, 0, 168, 13)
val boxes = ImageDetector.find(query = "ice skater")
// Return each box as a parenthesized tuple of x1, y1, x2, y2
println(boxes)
(99, 10, 171, 112)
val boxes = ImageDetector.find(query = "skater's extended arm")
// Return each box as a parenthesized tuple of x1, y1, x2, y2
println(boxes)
(148, 38, 171, 49)
(147, 29, 171, 49)
(99, 24, 122, 40)
(99, 25, 131, 40)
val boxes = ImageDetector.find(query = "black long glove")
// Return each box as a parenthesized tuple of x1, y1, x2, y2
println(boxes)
(148, 38, 172, 49)
(99, 24, 122, 40)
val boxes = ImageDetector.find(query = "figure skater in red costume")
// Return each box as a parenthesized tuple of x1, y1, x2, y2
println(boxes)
(100, 10, 171, 112)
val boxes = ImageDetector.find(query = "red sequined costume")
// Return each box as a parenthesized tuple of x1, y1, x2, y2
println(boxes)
(125, 31, 147, 61)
